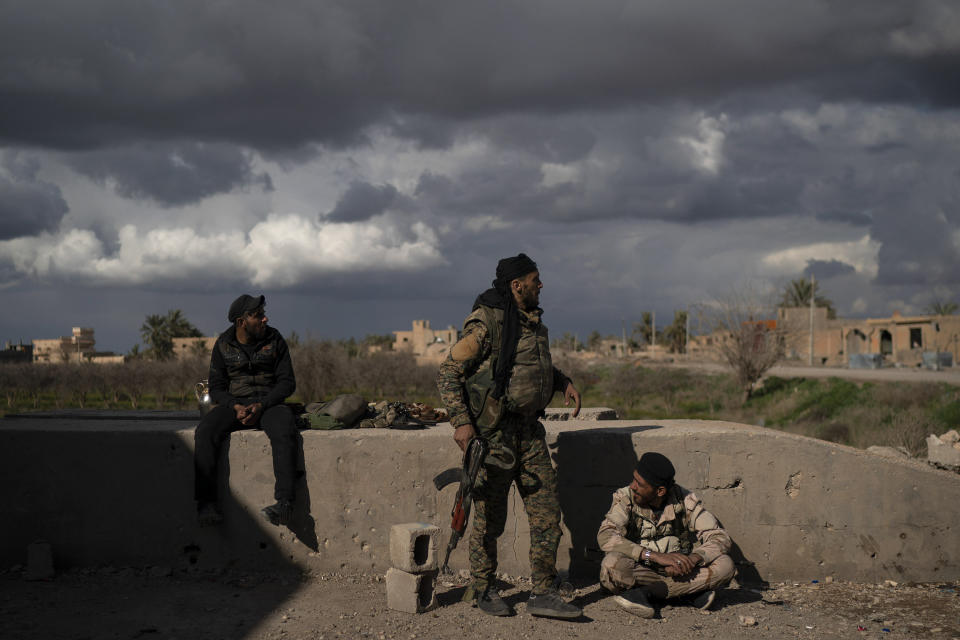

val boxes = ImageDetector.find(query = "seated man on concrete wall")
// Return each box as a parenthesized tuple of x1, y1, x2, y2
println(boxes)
(597, 451, 735, 618)
(194, 294, 298, 527)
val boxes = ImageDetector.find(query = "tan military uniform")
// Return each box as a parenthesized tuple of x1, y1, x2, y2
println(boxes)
(597, 484, 735, 599)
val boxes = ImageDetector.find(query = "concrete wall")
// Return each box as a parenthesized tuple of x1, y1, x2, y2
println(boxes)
(2, 413, 958, 584)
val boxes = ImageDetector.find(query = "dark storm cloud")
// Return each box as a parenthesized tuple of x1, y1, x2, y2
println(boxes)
(873, 207, 960, 286)
(0, 1, 956, 152)
(324, 181, 403, 222)
(0, 154, 68, 239)
(67, 143, 272, 206)
(816, 211, 873, 226)
(804, 259, 857, 280)
(414, 162, 576, 220)
(478, 116, 597, 164)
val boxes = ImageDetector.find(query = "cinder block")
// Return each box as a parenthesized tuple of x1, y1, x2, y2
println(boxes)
(385, 567, 438, 614)
(25, 541, 54, 581)
(389, 523, 440, 573)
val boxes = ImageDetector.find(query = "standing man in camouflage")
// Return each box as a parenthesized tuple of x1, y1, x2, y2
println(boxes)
(437, 253, 582, 619)
(194, 294, 299, 528)
(597, 451, 736, 618)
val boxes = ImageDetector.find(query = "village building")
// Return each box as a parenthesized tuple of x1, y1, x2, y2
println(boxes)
(31, 328, 123, 364)
(392, 320, 458, 366)
(171, 336, 217, 359)
(0, 340, 33, 364)
(778, 307, 960, 368)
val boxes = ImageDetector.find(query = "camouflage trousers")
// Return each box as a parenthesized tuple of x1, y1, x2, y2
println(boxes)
(600, 551, 735, 600)
(467, 414, 561, 596)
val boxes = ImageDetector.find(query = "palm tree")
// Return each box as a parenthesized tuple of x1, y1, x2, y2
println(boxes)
(780, 279, 836, 319)
(663, 310, 688, 353)
(925, 299, 958, 316)
(164, 309, 202, 337)
(140, 314, 173, 360)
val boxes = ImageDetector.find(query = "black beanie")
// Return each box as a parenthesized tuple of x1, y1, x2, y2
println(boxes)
(636, 452, 675, 488)
(228, 294, 265, 323)
(493, 254, 538, 292)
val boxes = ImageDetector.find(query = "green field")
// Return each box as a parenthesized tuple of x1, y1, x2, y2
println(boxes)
(3, 350, 958, 457)
(550, 359, 960, 455)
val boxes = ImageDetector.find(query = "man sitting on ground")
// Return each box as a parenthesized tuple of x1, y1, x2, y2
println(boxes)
(597, 451, 735, 618)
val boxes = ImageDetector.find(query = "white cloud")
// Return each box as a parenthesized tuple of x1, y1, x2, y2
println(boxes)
(0, 214, 444, 288)
(760, 234, 881, 278)
(540, 162, 578, 188)
(463, 215, 513, 233)
(679, 114, 727, 175)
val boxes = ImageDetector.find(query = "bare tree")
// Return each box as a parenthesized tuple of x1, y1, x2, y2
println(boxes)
(704, 286, 795, 403)
(0, 364, 26, 409)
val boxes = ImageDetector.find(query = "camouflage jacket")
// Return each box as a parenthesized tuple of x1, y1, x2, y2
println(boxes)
(436, 305, 571, 429)
(597, 484, 731, 565)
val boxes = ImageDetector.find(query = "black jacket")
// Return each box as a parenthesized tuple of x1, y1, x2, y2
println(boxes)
(208, 325, 296, 409)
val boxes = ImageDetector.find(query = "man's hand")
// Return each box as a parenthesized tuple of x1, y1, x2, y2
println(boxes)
(453, 424, 477, 452)
(240, 402, 264, 426)
(234, 404, 249, 421)
(651, 551, 701, 577)
(563, 381, 581, 417)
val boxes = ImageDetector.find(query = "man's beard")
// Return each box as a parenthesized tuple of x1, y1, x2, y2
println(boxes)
(518, 285, 539, 310)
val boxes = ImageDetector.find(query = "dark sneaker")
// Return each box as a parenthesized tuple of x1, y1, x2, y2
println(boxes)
(197, 502, 223, 527)
(477, 589, 513, 617)
(689, 589, 715, 610)
(613, 587, 655, 618)
(527, 589, 582, 619)
(261, 500, 293, 526)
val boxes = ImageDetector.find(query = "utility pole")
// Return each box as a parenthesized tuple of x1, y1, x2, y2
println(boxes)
(685, 308, 690, 355)
(652, 311, 656, 348)
(808, 274, 815, 366)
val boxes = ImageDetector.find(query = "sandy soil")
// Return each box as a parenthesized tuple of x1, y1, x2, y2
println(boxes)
(3, 566, 958, 640)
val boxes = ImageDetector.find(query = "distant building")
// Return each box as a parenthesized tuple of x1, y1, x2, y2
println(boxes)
(33, 327, 97, 363)
(597, 338, 628, 357)
(32, 328, 122, 364)
(778, 307, 960, 367)
(172, 336, 217, 359)
(392, 320, 459, 366)
(0, 340, 33, 364)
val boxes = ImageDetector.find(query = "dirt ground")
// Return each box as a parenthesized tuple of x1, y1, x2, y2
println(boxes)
(3, 565, 958, 640)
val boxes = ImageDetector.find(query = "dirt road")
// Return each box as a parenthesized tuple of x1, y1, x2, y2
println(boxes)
(4, 566, 958, 640)
(660, 360, 960, 385)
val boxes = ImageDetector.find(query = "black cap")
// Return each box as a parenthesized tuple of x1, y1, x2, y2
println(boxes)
(494, 253, 538, 288)
(636, 452, 675, 488)
(228, 294, 265, 323)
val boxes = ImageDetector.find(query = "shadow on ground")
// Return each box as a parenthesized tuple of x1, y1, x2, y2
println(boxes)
(0, 410, 316, 639)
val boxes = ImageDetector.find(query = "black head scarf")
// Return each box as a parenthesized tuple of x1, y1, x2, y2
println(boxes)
(472, 254, 538, 399)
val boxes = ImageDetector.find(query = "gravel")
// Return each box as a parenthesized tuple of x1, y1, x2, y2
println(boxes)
(2, 566, 958, 640)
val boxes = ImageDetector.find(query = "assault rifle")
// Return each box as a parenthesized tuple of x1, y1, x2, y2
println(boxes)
(433, 437, 489, 574)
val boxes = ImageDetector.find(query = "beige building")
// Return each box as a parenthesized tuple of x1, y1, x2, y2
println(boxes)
(597, 337, 629, 357)
(779, 307, 960, 367)
(172, 336, 217, 359)
(33, 328, 97, 363)
(32, 328, 124, 364)
(392, 320, 458, 366)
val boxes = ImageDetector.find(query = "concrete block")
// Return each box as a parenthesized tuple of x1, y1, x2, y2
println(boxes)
(389, 523, 440, 573)
(385, 567, 437, 613)
(25, 541, 54, 581)
(927, 433, 960, 467)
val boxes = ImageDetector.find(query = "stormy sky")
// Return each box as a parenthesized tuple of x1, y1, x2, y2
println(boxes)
(1, 0, 959, 352)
